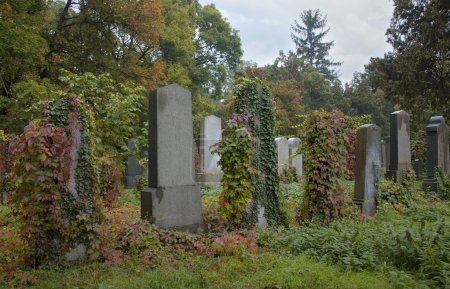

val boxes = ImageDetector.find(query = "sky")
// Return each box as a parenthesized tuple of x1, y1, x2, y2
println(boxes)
(198, 0, 394, 84)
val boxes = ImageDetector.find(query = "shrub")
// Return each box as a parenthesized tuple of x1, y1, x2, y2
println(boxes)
(298, 110, 348, 225)
(435, 167, 450, 199)
(9, 94, 102, 266)
(233, 78, 285, 227)
(211, 232, 258, 256)
(213, 116, 253, 225)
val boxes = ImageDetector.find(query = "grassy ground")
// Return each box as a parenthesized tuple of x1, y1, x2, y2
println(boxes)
(28, 253, 395, 289)
(1, 181, 449, 289)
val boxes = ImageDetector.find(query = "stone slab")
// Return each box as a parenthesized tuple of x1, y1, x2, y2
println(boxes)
(354, 124, 382, 217)
(386, 110, 411, 183)
(200, 115, 221, 173)
(275, 137, 289, 174)
(288, 138, 303, 177)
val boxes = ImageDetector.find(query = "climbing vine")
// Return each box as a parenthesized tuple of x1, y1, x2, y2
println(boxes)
(298, 110, 349, 225)
(9, 93, 102, 265)
(213, 115, 253, 225)
(233, 78, 285, 227)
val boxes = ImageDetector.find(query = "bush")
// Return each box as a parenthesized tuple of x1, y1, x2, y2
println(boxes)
(213, 117, 253, 225)
(298, 110, 348, 225)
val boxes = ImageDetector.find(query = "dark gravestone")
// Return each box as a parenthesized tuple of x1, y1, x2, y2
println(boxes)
(412, 159, 421, 178)
(141, 84, 203, 232)
(124, 139, 142, 189)
(386, 110, 411, 183)
(422, 116, 449, 192)
(354, 124, 382, 217)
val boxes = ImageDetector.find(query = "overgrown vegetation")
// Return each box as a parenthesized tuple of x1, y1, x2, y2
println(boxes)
(213, 116, 253, 225)
(233, 78, 286, 227)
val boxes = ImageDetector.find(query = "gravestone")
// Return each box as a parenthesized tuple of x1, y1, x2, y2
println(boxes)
(141, 84, 203, 232)
(196, 115, 222, 186)
(124, 139, 142, 189)
(288, 138, 303, 177)
(422, 116, 449, 192)
(275, 137, 289, 174)
(354, 124, 382, 217)
(386, 110, 411, 183)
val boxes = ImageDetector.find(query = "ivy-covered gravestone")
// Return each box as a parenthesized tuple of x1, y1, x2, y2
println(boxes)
(10, 93, 101, 265)
(234, 78, 285, 227)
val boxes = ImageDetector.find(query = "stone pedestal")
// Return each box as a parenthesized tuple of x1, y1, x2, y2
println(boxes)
(422, 116, 449, 192)
(354, 124, 382, 217)
(288, 138, 303, 177)
(141, 84, 203, 232)
(386, 110, 411, 183)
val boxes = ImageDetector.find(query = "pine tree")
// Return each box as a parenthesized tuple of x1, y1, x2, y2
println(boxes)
(291, 9, 341, 80)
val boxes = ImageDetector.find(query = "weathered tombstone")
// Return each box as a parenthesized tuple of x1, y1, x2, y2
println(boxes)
(354, 124, 382, 217)
(141, 84, 203, 232)
(196, 115, 222, 186)
(422, 116, 450, 192)
(386, 110, 411, 183)
(124, 139, 142, 189)
(275, 137, 289, 174)
(288, 138, 303, 177)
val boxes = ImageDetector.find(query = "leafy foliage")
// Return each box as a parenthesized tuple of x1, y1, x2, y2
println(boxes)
(213, 116, 253, 225)
(367, 0, 450, 130)
(435, 167, 450, 199)
(272, 209, 450, 288)
(299, 110, 348, 225)
(8, 94, 102, 266)
(234, 78, 286, 227)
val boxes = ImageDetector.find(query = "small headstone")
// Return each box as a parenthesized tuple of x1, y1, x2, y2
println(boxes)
(354, 124, 382, 217)
(386, 110, 411, 183)
(275, 137, 289, 174)
(422, 116, 449, 192)
(257, 206, 267, 228)
(196, 115, 222, 186)
(288, 138, 303, 177)
(124, 139, 142, 189)
(141, 84, 203, 232)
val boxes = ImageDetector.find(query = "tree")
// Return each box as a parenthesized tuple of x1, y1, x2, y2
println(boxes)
(160, 1, 242, 100)
(367, 0, 449, 129)
(45, 0, 165, 91)
(291, 9, 341, 80)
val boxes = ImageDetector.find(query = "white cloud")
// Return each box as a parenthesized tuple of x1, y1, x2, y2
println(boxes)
(199, 0, 394, 84)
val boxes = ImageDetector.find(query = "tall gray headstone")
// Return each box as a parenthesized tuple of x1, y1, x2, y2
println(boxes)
(386, 110, 411, 183)
(141, 84, 203, 232)
(197, 115, 222, 185)
(288, 138, 303, 177)
(275, 137, 289, 174)
(422, 116, 449, 192)
(124, 139, 142, 189)
(354, 124, 382, 217)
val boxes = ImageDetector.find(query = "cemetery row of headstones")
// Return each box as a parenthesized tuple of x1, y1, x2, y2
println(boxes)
(354, 111, 450, 217)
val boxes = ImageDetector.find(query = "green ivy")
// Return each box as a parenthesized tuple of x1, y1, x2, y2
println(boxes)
(213, 117, 253, 225)
(299, 110, 348, 225)
(435, 167, 450, 199)
(233, 78, 285, 227)
(9, 94, 103, 265)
